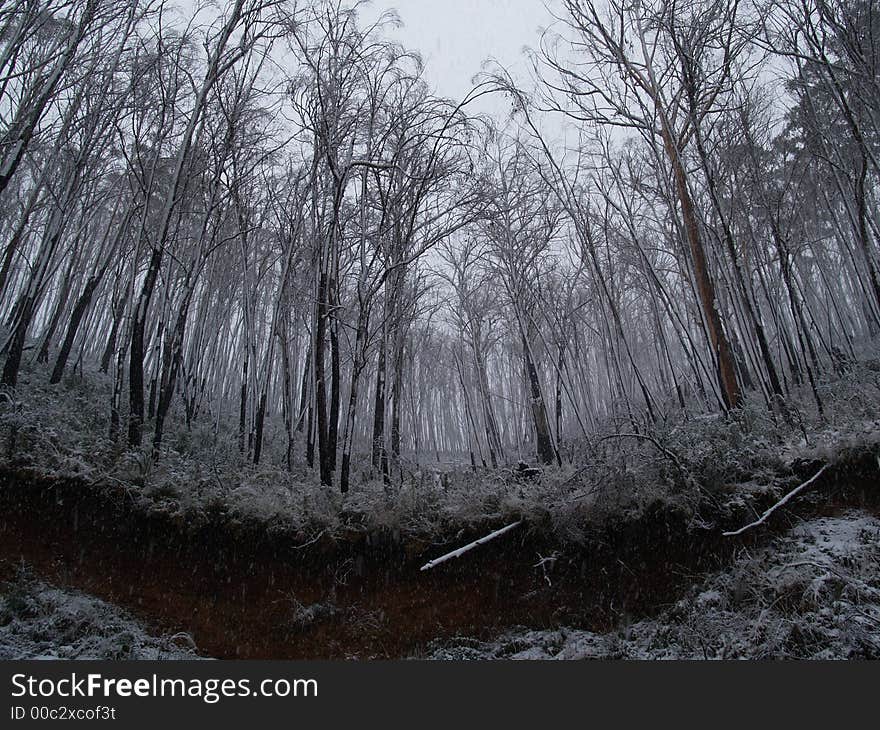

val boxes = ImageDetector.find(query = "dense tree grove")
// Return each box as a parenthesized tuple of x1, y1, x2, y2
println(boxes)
(1, 0, 879, 491)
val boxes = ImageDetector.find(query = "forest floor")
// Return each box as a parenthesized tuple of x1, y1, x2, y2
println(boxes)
(1, 450, 879, 659)
(0, 466, 714, 659)
(427, 507, 880, 659)
(0, 565, 199, 660)
(1, 361, 880, 658)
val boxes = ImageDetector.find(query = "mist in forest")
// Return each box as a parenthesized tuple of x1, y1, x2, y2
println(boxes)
(1, 0, 880, 661)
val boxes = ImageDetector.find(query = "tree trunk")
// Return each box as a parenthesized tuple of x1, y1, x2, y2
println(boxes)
(340, 307, 368, 494)
(661, 124, 741, 411)
(521, 330, 555, 465)
(50, 275, 101, 384)
(314, 271, 332, 486)
(128, 246, 163, 447)
(371, 327, 389, 487)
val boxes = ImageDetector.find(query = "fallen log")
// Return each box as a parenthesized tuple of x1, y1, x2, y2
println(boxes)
(420, 520, 523, 571)
(723, 465, 829, 537)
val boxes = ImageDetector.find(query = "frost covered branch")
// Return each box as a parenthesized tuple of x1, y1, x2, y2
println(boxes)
(420, 521, 523, 571)
(723, 466, 830, 537)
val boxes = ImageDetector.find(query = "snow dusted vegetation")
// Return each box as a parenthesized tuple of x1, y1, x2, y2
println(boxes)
(1, 356, 880, 659)
(2, 0, 880, 661)
(429, 511, 880, 660)
(0, 567, 200, 660)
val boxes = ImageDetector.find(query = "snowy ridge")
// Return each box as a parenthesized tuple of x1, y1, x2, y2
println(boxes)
(0, 568, 202, 660)
(428, 510, 880, 660)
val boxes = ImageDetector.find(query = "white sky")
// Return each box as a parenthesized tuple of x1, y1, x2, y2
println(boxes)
(365, 1, 557, 110)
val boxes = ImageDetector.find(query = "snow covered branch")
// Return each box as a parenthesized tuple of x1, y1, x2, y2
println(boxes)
(420, 521, 523, 571)
(723, 465, 830, 537)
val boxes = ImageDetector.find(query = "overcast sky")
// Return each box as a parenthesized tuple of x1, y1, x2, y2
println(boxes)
(364, 1, 557, 109)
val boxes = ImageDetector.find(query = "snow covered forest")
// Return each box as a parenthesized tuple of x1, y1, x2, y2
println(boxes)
(1, 0, 880, 660)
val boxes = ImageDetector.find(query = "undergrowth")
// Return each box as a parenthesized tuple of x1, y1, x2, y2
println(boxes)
(1, 355, 879, 545)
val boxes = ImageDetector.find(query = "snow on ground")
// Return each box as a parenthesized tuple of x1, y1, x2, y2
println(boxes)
(428, 510, 880, 660)
(0, 567, 201, 660)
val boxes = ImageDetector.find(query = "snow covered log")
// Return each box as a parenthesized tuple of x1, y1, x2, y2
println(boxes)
(723, 465, 830, 537)
(420, 521, 523, 571)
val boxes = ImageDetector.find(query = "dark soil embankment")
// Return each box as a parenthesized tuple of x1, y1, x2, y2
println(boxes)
(0, 456, 877, 659)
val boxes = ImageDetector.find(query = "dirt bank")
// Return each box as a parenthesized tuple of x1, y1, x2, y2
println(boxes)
(0, 457, 877, 659)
